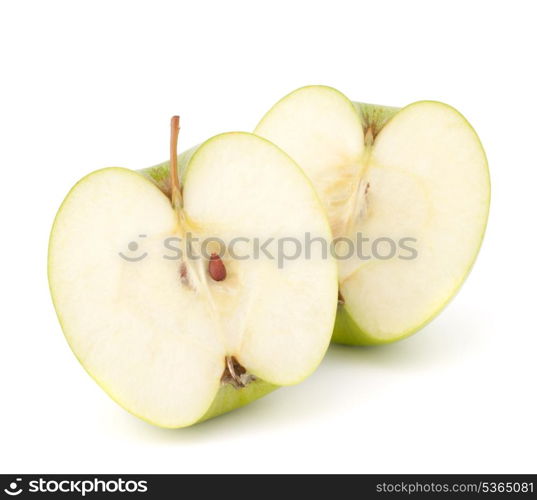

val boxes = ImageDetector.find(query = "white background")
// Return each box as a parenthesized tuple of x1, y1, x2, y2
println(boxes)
(1, 0, 535, 474)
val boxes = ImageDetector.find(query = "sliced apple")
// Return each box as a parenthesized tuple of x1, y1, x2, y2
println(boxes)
(255, 86, 490, 345)
(49, 124, 337, 427)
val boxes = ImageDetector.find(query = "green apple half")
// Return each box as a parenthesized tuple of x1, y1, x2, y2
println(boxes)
(48, 125, 338, 428)
(255, 86, 490, 345)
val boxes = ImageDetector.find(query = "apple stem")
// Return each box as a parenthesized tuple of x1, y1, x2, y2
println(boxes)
(170, 115, 182, 210)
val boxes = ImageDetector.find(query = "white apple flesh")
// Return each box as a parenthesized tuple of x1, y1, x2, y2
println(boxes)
(48, 126, 338, 427)
(255, 86, 490, 345)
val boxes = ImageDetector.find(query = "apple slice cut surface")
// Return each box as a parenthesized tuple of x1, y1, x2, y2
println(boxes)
(255, 86, 490, 344)
(49, 132, 337, 427)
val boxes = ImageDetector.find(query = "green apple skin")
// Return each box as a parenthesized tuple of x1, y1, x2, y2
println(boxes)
(139, 380, 278, 427)
(140, 145, 198, 198)
(352, 101, 400, 137)
(198, 380, 277, 424)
